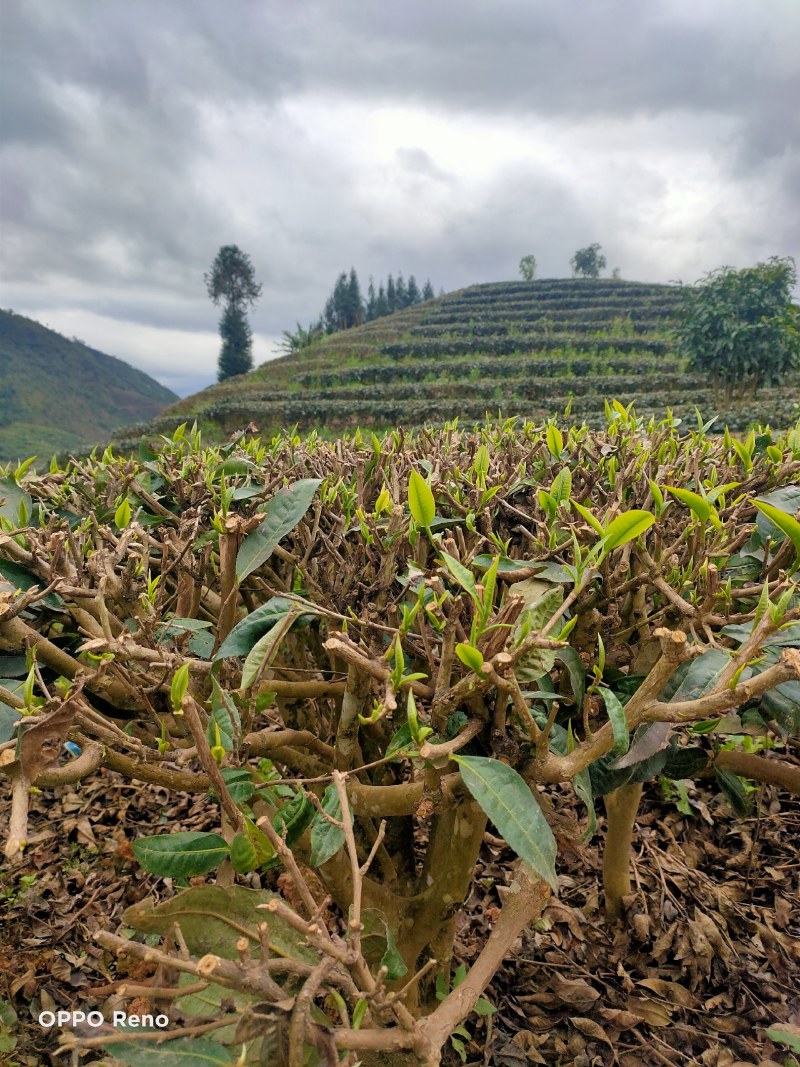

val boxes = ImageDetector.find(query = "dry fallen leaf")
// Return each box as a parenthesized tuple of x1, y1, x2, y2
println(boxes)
(570, 1016, 613, 1046)
(625, 995, 673, 1027)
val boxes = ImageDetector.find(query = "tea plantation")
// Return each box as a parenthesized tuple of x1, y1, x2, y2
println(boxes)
(115, 278, 800, 448)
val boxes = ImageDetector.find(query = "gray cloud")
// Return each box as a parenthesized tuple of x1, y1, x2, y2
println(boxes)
(1, 0, 798, 395)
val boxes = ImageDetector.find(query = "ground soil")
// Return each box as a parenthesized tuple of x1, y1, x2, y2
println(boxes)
(1, 768, 798, 1066)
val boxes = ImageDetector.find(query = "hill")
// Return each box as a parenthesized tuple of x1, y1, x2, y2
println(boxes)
(113, 279, 800, 446)
(0, 310, 178, 461)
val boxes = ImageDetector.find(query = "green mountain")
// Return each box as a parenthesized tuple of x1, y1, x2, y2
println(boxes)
(114, 279, 800, 447)
(0, 310, 178, 462)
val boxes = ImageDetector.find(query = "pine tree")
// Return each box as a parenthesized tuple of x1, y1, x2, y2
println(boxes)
(205, 245, 261, 381)
(366, 278, 377, 321)
(422, 279, 434, 301)
(386, 274, 397, 313)
(407, 275, 420, 304)
(217, 304, 253, 379)
(395, 273, 407, 309)
(347, 268, 364, 327)
(375, 284, 389, 318)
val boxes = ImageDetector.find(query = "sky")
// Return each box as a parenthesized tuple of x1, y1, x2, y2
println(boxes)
(1, 1, 799, 397)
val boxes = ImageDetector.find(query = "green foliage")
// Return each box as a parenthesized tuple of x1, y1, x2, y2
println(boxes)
(0, 310, 176, 463)
(217, 303, 253, 380)
(676, 257, 800, 403)
(235, 478, 322, 582)
(453, 755, 558, 890)
(519, 254, 537, 281)
(205, 245, 261, 383)
(5, 413, 800, 1063)
(111, 277, 799, 450)
(205, 244, 262, 310)
(571, 243, 607, 278)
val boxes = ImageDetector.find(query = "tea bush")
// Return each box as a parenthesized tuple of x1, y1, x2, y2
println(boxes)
(2, 408, 800, 1065)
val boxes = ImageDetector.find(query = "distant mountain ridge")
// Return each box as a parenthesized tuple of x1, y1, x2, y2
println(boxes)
(0, 310, 177, 461)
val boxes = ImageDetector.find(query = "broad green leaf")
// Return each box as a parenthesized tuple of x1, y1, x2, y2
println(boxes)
(664, 486, 718, 526)
(440, 552, 480, 605)
(309, 784, 346, 867)
(235, 478, 321, 582)
(513, 585, 564, 684)
(546, 423, 563, 457)
(408, 469, 435, 527)
(240, 607, 301, 690)
(230, 818, 275, 873)
(123, 885, 318, 964)
(549, 467, 572, 505)
(598, 688, 629, 757)
(600, 509, 655, 552)
(765, 1024, 800, 1054)
(273, 790, 315, 845)
(608, 721, 672, 770)
(661, 745, 709, 780)
(714, 767, 753, 817)
(661, 649, 732, 702)
(453, 755, 558, 890)
(555, 647, 585, 707)
(215, 596, 315, 661)
(0, 478, 31, 526)
(206, 677, 240, 752)
(753, 499, 800, 566)
(217, 768, 255, 805)
(114, 497, 132, 529)
(102, 1034, 234, 1066)
(0, 559, 63, 609)
(230, 831, 258, 874)
(362, 910, 408, 980)
(455, 642, 484, 675)
(132, 832, 229, 877)
(571, 499, 605, 536)
(0, 703, 21, 745)
(385, 722, 414, 761)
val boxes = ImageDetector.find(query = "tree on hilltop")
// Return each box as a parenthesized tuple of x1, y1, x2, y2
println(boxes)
(205, 245, 262, 380)
(676, 256, 800, 404)
(571, 244, 606, 279)
(519, 254, 537, 281)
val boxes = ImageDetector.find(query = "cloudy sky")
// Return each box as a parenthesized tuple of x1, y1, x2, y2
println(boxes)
(2, 1, 799, 397)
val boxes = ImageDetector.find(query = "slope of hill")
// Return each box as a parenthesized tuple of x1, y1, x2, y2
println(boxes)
(113, 279, 800, 446)
(0, 310, 178, 461)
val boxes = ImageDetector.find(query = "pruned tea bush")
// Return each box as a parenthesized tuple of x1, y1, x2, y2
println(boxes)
(2, 407, 800, 1065)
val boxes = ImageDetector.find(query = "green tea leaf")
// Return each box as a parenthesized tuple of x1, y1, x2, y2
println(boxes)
(408, 469, 435, 528)
(455, 642, 484, 675)
(765, 1024, 800, 1054)
(102, 1034, 234, 1066)
(598, 688, 629, 757)
(206, 677, 240, 753)
(240, 606, 301, 690)
(215, 596, 315, 661)
(453, 755, 558, 890)
(753, 499, 800, 566)
(440, 552, 480, 605)
(600, 509, 655, 552)
(664, 486, 717, 526)
(546, 423, 563, 458)
(236, 478, 321, 582)
(309, 784, 346, 867)
(132, 832, 229, 877)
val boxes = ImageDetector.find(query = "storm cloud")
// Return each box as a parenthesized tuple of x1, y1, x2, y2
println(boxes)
(1, 0, 798, 395)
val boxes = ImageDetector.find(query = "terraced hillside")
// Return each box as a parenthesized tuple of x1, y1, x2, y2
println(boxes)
(115, 279, 800, 446)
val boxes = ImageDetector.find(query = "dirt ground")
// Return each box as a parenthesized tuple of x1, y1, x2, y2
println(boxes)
(1, 767, 798, 1066)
